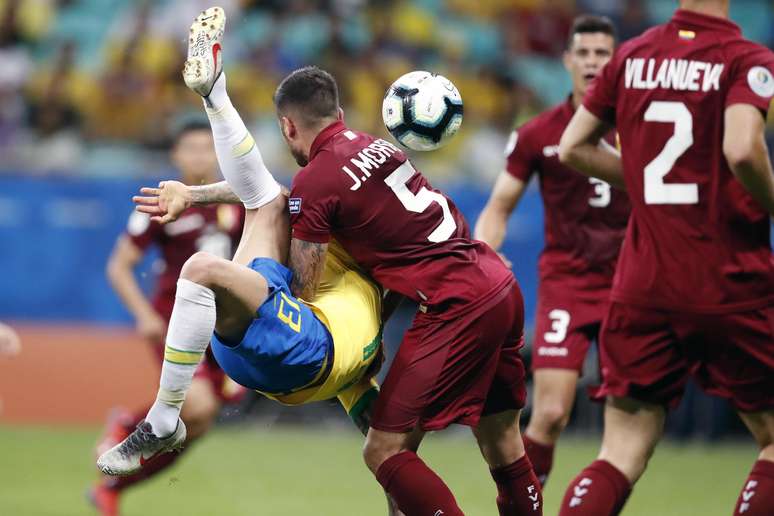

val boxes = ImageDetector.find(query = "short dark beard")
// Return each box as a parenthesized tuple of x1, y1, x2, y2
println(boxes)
(291, 148, 308, 167)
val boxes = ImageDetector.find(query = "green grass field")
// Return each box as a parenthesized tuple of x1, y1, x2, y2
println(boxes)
(0, 423, 755, 515)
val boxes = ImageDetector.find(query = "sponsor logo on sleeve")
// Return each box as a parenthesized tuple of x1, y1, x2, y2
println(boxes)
(748, 66, 774, 98)
(288, 198, 302, 214)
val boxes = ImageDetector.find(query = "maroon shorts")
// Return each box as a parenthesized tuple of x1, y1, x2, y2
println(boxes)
(151, 341, 245, 404)
(532, 283, 607, 373)
(592, 302, 774, 412)
(371, 282, 527, 433)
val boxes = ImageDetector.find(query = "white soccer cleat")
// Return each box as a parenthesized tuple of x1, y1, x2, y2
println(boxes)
(96, 419, 186, 476)
(183, 6, 226, 97)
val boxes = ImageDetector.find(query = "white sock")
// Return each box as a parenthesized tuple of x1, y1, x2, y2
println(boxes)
(205, 73, 281, 209)
(146, 279, 216, 437)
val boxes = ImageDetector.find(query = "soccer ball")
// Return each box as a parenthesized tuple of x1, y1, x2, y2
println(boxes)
(382, 71, 463, 151)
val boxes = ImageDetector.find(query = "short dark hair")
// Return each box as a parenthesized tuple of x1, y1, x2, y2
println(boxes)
(567, 15, 617, 49)
(172, 119, 211, 146)
(273, 66, 339, 126)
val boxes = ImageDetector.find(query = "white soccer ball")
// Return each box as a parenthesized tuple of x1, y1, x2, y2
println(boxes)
(382, 71, 463, 151)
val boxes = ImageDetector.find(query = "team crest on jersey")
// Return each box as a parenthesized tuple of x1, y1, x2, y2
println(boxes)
(748, 66, 774, 98)
(288, 198, 302, 214)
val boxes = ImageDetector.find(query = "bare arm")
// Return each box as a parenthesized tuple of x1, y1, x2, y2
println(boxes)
(106, 235, 165, 341)
(189, 181, 242, 205)
(133, 180, 240, 224)
(723, 104, 774, 215)
(288, 238, 328, 301)
(474, 172, 527, 251)
(558, 106, 625, 189)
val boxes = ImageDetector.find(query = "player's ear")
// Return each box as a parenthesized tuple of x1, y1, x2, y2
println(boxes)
(562, 50, 573, 72)
(337, 107, 345, 121)
(281, 116, 296, 140)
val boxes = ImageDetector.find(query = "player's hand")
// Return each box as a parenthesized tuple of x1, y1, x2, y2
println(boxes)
(136, 311, 166, 343)
(0, 323, 21, 357)
(133, 180, 192, 224)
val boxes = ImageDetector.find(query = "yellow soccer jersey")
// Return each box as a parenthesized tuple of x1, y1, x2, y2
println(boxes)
(261, 240, 382, 414)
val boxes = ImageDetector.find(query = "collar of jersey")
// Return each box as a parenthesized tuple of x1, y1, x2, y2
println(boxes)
(309, 120, 347, 161)
(672, 8, 741, 35)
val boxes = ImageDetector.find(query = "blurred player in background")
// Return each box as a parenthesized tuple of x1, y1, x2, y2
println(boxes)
(556, 0, 774, 514)
(90, 121, 244, 515)
(475, 15, 628, 487)
(0, 322, 21, 356)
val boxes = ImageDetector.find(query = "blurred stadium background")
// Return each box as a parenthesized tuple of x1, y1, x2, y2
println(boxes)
(0, 0, 772, 514)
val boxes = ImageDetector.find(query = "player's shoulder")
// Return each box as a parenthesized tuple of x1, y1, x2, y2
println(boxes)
(724, 37, 774, 67)
(516, 102, 570, 137)
(613, 24, 668, 62)
(292, 154, 337, 192)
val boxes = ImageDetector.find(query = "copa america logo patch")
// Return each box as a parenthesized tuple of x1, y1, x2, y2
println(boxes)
(288, 198, 302, 214)
(748, 66, 774, 98)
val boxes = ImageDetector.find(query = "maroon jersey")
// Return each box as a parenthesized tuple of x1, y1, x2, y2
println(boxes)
(289, 121, 513, 318)
(583, 9, 774, 313)
(126, 204, 244, 320)
(506, 96, 630, 298)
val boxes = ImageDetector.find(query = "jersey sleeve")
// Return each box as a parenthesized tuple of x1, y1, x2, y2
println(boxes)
(289, 168, 339, 243)
(583, 54, 620, 124)
(125, 210, 162, 251)
(504, 127, 537, 182)
(726, 46, 774, 116)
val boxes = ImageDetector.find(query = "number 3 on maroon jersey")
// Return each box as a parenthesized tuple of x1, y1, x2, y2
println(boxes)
(384, 161, 457, 242)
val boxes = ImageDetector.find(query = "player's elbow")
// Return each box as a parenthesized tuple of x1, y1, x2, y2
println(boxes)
(723, 137, 758, 173)
(557, 141, 577, 166)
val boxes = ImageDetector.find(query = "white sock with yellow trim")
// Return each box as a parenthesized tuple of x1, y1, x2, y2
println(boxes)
(146, 279, 216, 437)
(205, 73, 280, 209)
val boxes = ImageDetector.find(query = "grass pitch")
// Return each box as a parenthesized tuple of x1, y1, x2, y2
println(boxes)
(0, 423, 755, 515)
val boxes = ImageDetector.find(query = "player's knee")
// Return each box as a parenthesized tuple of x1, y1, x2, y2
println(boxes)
(180, 252, 226, 287)
(362, 435, 401, 474)
(532, 401, 571, 438)
(599, 435, 657, 484)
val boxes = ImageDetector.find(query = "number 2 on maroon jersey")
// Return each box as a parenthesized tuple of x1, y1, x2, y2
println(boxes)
(643, 101, 698, 205)
(384, 161, 457, 242)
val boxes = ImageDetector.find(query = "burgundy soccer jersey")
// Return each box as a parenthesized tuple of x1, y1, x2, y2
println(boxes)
(506, 97, 630, 298)
(290, 121, 513, 316)
(126, 204, 244, 320)
(584, 9, 774, 313)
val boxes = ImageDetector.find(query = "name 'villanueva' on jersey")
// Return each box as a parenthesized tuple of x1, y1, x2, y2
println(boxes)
(625, 58, 724, 91)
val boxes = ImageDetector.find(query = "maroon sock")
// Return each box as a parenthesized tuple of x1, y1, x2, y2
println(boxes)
(558, 460, 630, 516)
(734, 459, 774, 515)
(376, 451, 464, 516)
(522, 434, 554, 487)
(105, 450, 183, 491)
(490, 454, 543, 515)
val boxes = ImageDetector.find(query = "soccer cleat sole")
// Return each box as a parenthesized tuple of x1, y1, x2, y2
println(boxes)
(183, 6, 226, 97)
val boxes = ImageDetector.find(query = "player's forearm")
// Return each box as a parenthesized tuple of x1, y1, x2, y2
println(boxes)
(106, 259, 157, 320)
(559, 142, 625, 189)
(474, 204, 509, 250)
(189, 181, 242, 206)
(726, 135, 774, 215)
(288, 239, 328, 300)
